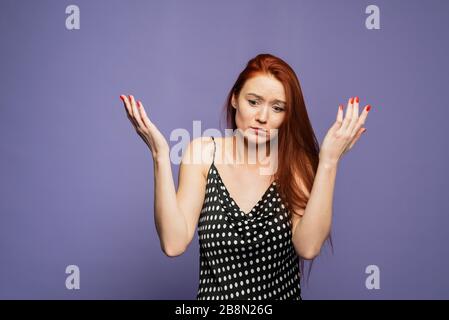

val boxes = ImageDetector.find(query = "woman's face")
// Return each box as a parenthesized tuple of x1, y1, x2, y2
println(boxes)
(232, 74, 287, 144)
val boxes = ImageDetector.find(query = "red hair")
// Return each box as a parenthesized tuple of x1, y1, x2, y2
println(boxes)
(220, 53, 333, 284)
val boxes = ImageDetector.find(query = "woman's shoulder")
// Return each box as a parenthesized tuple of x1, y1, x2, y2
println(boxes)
(187, 136, 225, 179)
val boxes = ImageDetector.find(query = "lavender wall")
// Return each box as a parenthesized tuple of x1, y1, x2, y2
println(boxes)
(1, 0, 448, 299)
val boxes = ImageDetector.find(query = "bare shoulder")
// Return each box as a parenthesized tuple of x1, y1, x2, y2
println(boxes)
(184, 136, 217, 180)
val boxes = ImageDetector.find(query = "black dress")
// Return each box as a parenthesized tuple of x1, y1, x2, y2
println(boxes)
(196, 136, 302, 300)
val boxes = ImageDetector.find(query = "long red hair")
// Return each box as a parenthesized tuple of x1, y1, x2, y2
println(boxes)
(219, 53, 333, 284)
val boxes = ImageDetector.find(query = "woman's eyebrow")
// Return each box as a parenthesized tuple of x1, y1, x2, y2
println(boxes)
(246, 93, 286, 104)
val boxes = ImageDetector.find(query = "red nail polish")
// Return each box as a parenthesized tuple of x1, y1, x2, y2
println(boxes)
(129, 95, 133, 101)
(366, 105, 371, 112)
(137, 101, 141, 108)
(339, 105, 342, 111)
(350, 97, 354, 104)
(362, 128, 367, 133)
(355, 96, 359, 103)
(119, 95, 124, 101)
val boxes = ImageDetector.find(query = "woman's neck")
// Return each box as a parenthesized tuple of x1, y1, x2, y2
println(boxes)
(231, 132, 272, 168)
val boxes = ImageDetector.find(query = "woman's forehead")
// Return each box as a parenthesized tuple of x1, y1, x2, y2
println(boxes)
(242, 75, 286, 101)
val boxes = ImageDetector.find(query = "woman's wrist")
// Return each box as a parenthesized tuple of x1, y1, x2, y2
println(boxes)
(153, 149, 170, 164)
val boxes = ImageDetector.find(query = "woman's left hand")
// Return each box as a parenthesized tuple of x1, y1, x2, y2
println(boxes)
(319, 96, 371, 165)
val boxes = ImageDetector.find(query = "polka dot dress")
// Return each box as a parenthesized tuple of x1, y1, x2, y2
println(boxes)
(196, 136, 302, 300)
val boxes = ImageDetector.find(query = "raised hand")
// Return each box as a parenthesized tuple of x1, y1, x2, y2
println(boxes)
(319, 96, 371, 165)
(120, 94, 169, 159)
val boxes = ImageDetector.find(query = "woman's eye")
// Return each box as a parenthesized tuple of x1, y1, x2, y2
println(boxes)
(274, 106, 285, 112)
(248, 100, 257, 106)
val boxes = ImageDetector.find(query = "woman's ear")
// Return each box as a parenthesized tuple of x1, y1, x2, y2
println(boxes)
(231, 94, 237, 109)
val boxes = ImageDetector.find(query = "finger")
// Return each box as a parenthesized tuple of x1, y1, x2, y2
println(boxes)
(137, 100, 153, 130)
(351, 104, 371, 136)
(120, 94, 132, 116)
(337, 104, 344, 123)
(348, 96, 360, 136)
(129, 95, 146, 130)
(337, 97, 353, 134)
(331, 104, 344, 131)
(120, 94, 139, 127)
(347, 127, 366, 150)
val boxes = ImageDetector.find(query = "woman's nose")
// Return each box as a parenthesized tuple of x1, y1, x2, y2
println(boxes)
(256, 105, 269, 123)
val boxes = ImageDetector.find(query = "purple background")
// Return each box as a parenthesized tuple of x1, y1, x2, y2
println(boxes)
(1, 0, 448, 299)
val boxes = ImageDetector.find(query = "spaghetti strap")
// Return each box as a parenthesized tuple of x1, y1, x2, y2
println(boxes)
(210, 136, 216, 164)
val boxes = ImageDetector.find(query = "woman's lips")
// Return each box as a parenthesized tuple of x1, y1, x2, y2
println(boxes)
(250, 127, 267, 135)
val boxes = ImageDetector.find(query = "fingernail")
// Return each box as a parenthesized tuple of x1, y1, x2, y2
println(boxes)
(350, 97, 354, 104)
(129, 95, 133, 101)
(355, 96, 359, 103)
(137, 101, 141, 108)
(339, 105, 342, 111)
(119, 95, 124, 101)
(362, 128, 367, 133)
(366, 105, 371, 112)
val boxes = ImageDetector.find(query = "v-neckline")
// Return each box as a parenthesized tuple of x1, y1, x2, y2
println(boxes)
(210, 162, 276, 216)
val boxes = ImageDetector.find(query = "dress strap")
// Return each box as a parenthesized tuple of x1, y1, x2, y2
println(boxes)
(211, 136, 216, 164)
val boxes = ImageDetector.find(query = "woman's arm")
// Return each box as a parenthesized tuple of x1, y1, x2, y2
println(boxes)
(291, 160, 337, 260)
(291, 97, 370, 259)
(153, 152, 190, 256)
(119, 95, 209, 257)
(153, 137, 209, 257)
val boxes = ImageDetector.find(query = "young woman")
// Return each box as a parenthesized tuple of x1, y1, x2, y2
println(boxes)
(119, 53, 371, 300)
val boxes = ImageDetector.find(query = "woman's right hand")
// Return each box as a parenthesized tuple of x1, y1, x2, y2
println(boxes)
(120, 94, 170, 159)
